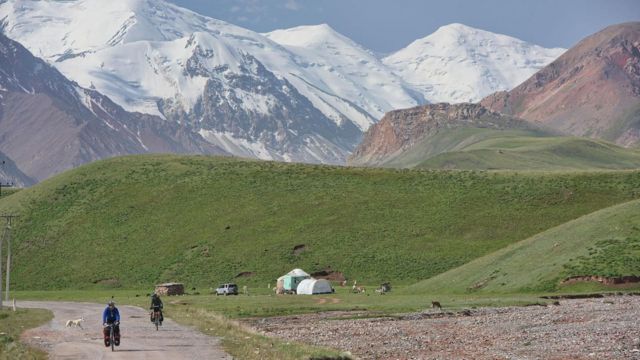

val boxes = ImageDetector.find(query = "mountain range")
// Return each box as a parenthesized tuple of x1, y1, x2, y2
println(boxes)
(0, 31, 225, 182)
(0, 0, 565, 177)
(351, 22, 640, 168)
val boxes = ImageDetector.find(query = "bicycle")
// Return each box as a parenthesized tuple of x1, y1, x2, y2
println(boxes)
(104, 322, 119, 351)
(151, 306, 162, 331)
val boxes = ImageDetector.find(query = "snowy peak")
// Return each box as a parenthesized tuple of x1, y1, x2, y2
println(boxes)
(265, 24, 358, 48)
(0, 0, 227, 60)
(265, 24, 423, 128)
(383, 23, 566, 103)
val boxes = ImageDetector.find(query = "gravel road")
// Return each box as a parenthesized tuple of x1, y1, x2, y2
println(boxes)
(18, 301, 231, 360)
(248, 295, 640, 360)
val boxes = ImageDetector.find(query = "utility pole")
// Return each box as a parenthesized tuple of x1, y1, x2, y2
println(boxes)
(0, 223, 4, 309)
(0, 215, 18, 307)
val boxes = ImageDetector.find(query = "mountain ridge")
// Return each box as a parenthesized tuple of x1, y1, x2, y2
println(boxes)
(0, 0, 565, 165)
(0, 31, 225, 182)
(481, 22, 640, 147)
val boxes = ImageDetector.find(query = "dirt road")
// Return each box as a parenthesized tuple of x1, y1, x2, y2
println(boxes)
(18, 301, 231, 360)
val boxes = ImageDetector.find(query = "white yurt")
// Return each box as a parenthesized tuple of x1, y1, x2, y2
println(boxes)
(296, 279, 333, 295)
(276, 268, 311, 293)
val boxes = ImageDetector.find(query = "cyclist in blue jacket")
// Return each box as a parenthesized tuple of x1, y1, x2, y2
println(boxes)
(102, 300, 121, 347)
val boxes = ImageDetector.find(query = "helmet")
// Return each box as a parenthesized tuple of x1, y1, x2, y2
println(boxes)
(152, 293, 158, 298)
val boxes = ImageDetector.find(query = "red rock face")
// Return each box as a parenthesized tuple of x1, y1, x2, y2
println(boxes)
(481, 22, 640, 147)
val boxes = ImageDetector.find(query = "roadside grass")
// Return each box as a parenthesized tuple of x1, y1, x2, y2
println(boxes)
(172, 306, 349, 360)
(2, 155, 640, 291)
(0, 308, 52, 360)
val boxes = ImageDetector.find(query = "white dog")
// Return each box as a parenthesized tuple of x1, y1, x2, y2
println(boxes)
(65, 316, 84, 329)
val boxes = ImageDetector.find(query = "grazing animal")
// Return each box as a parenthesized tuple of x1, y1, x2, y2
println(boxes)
(65, 316, 84, 328)
(431, 301, 442, 309)
(353, 286, 366, 293)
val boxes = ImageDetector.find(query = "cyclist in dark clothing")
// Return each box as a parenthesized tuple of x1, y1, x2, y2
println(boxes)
(102, 300, 121, 347)
(149, 293, 164, 324)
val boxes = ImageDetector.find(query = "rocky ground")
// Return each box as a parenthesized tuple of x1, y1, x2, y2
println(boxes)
(246, 295, 640, 360)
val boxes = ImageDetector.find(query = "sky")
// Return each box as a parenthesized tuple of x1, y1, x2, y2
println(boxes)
(169, 0, 639, 53)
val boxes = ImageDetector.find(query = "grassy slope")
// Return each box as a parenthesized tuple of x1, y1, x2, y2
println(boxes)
(380, 127, 548, 168)
(375, 126, 640, 171)
(1, 155, 640, 290)
(406, 199, 640, 294)
(417, 135, 640, 171)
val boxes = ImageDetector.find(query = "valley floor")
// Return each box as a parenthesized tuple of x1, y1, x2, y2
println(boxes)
(247, 294, 640, 359)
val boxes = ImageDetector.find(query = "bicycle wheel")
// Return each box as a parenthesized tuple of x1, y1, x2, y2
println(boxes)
(110, 327, 115, 352)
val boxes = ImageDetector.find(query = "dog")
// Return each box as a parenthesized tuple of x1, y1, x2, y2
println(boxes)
(431, 301, 442, 309)
(65, 316, 84, 329)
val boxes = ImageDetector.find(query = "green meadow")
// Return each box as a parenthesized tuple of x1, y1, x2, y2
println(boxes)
(1, 155, 639, 291)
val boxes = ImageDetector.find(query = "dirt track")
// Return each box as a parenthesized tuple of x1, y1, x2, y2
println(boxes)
(18, 301, 231, 360)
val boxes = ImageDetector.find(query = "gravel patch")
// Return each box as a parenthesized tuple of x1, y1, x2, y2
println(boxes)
(246, 295, 640, 359)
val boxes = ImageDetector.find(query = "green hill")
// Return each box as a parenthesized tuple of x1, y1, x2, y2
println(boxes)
(1, 155, 640, 290)
(406, 199, 640, 294)
(377, 127, 640, 171)
(417, 135, 640, 171)
(379, 127, 544, 168)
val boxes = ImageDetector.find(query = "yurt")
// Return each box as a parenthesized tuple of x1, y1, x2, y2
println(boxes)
(276, 268, 310, 293)
(296, 279, 333, 295)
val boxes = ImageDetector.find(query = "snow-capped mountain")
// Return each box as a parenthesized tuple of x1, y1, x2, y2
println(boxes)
(0, 31, 224, 182)
(0, 0, 414, 163)
(0, 0, 565, 165)
(383, 23, 566, 103)
(264, 24, 423, 129)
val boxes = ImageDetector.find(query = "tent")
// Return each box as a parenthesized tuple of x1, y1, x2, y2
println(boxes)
(276, 268, 310, 293)
(296, 279, 333, 295)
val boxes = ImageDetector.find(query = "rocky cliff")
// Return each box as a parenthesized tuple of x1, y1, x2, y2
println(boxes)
(348, 103, 535, 165)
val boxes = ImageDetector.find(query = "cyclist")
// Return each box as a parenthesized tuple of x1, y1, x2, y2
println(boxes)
(102, 300, 121, 347)
(149, 293, 164, 325)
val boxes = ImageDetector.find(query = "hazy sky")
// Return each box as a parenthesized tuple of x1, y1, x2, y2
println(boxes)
(168, 0, 639, 53)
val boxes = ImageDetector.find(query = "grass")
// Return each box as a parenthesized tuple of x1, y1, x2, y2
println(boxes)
(12, 287, 545, 319)
(380, 127, 549, 168)
(1, 155, 640, 291)
(417, 136, 640, 171)
(0, 308, 52, 360)
(406, 199, 640, 294)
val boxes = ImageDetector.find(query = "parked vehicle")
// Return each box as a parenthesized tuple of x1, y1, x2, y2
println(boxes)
(215, 283, 239, 295)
